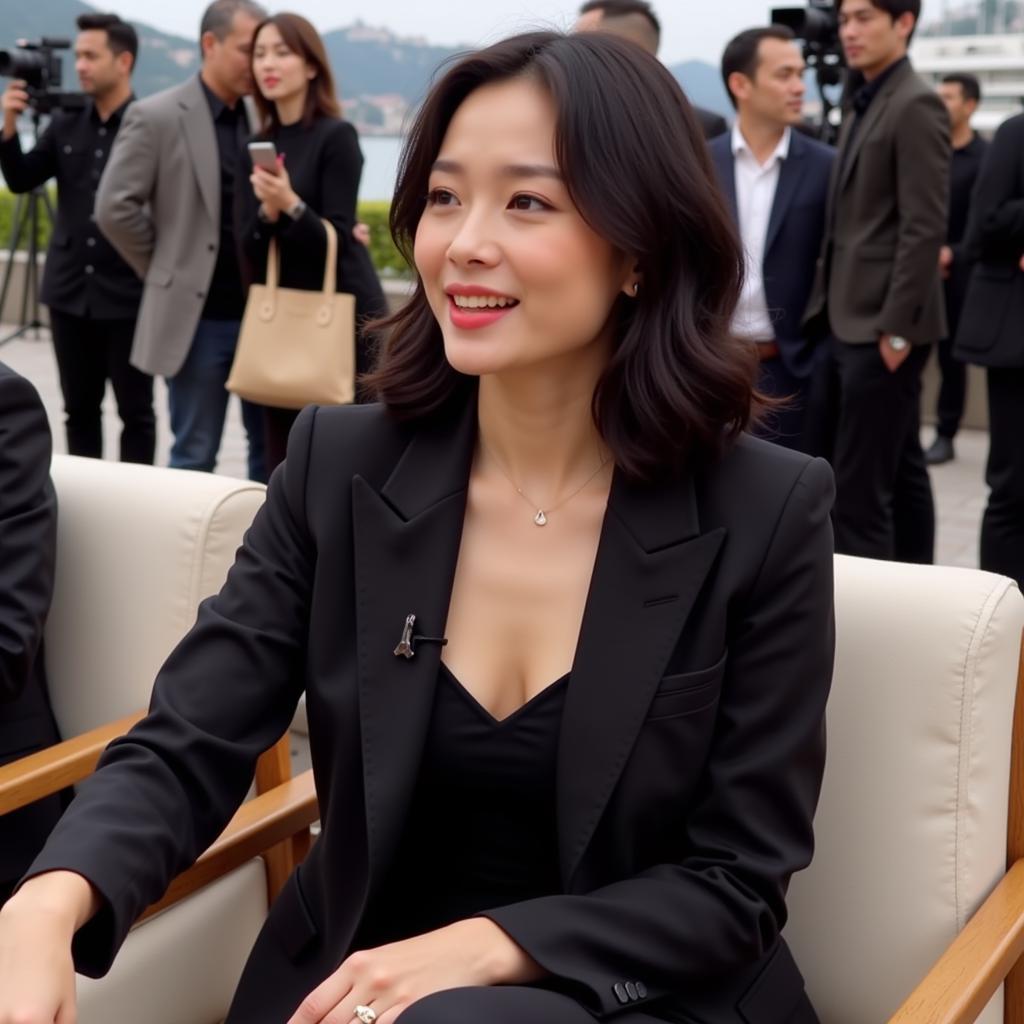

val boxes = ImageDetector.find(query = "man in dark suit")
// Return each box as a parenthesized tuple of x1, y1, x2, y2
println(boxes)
(575, 0, 729, 138)
(804, 0, 949, 563)
(953, 111, 1024, 588)
(0, 14, 154, 464)
(711, 25, 834, 451)
(0, 363, 62, 903)
(924, 73, 987, 466)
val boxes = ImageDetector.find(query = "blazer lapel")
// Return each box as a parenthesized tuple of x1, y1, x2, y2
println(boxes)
(178, 78, 219, 224)
(764, 137, 806, 257)
(351, 400, 476, 887)
(557, 469, 726, 886)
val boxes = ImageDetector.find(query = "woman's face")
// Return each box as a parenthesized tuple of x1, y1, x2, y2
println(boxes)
(414, 76, 634, 379)
(252, 24, 314, 107)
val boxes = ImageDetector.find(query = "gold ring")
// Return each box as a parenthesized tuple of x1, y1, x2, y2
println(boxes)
(354, 1006, 377, 1024)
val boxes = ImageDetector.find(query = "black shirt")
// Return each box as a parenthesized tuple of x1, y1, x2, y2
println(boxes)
(0, 97, 141, 319)
(355, 662, 567, 949)
(199, 76, 246, 321)
(948, 133, 988, 248)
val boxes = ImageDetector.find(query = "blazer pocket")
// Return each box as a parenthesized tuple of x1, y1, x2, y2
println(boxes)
(646, 650, 727, 721)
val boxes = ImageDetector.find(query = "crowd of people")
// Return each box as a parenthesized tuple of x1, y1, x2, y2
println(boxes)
(0, 0, 1022, 1021)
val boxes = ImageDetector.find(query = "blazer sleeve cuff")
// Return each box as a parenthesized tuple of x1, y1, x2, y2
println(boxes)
(478, 903, 667, 1017)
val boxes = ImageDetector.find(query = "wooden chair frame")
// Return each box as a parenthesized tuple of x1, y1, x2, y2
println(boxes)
(1, 636, 1023, 1020)
(0, 712, 318, 911)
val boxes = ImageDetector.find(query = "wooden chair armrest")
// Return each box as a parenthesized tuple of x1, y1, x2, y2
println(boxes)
(0, 711, 145, 815)
(140, 769, 319, 921)
(888, 858, 1024, 1024)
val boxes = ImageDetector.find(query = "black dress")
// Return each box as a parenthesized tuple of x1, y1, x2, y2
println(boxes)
(356, 663, 568, 949)
(236, 116, 388, 471)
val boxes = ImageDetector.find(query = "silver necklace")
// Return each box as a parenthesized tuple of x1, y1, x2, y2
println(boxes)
(482, 442, 610, 527)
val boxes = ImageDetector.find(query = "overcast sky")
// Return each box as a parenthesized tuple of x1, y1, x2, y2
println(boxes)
(107, 0, 788, 66)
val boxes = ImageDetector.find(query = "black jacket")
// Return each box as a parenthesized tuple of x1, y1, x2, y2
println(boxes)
(953, 112, 1024, 368)
(27, 398, 835, 1023)
(710, 130, 835, 380)
(0, 362, 61, 884)
(0, 100, 142, 320)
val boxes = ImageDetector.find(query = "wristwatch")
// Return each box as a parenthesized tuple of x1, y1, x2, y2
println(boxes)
(888, 335, 910, 352)
(284, 198, 307, 221)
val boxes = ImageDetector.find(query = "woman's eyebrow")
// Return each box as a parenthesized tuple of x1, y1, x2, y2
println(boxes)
(431, 158, 562, 181)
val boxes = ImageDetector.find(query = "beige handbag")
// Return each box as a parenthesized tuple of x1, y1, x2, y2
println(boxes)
(226, 218, 356, 409)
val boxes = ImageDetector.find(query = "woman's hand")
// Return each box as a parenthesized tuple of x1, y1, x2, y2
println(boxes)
(0, 871, 97, 1023)
(251, 156, 300, 220)
(287, 917, 544, 1024)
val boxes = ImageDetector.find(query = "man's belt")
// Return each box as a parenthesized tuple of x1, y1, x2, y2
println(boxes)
(755, 340, 780, 361)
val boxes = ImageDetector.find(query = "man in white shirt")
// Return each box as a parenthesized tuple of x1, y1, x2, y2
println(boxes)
(709, 25, 835, 450)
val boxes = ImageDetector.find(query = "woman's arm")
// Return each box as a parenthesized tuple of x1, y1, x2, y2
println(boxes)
(278, 120, 363, 267)
(234, 136, 276, 289)
(478, 457, 836, 1016)
(14, 407, 323, 978)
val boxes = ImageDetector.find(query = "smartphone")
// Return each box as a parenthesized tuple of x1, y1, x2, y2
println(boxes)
(248, 141, 278, 172)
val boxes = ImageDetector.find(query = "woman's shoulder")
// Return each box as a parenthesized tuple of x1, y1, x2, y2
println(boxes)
(297, 402, 412, 486)
(699, 434, 835, 525)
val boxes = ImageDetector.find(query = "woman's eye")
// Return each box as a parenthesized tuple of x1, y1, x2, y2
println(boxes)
(509, 195, 548, 212)
(426, 188, 458, 207)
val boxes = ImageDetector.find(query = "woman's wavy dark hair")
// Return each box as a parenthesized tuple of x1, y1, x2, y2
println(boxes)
(366, 30, 758, 481)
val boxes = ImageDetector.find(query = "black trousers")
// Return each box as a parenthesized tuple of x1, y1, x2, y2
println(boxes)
(934, 334, 967, 440)
(981, 367, 1024, 588)
(396, 985, 818, 1024)
(48, 310, 155, 464)
(831, 342, 934, 563)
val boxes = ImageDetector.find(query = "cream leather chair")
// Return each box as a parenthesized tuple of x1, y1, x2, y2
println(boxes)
(0, 456, 317, 1024)
(786, 556, 1024, 1024)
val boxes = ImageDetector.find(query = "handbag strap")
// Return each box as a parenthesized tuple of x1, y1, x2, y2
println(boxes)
(265, 217, 339, 302)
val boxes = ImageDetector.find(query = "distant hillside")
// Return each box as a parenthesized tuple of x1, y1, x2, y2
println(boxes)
(669, 60, 732, 120)
(4, 1, 730, 124)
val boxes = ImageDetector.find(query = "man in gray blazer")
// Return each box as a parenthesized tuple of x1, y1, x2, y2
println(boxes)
(96, 0, 267, 481)
(803, 0, 949, 564)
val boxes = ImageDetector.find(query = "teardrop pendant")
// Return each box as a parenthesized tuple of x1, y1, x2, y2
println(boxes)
(533, 509, 548, 526)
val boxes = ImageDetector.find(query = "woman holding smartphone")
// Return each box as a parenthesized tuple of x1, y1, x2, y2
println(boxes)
(238, 12, 386, 473)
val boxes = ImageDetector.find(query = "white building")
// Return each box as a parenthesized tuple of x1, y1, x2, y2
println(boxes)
(912, 33, 1024, 132)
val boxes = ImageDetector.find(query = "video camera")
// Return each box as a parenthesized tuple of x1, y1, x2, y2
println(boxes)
(0, 38, 86, 116)
(770, 1, 846, 141)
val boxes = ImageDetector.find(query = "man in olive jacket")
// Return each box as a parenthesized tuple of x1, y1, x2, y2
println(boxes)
(804, 0, 949, 563)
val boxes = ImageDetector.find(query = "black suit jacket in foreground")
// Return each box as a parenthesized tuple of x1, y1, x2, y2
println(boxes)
(27, 398, 835, 1023)
(0, 363, 61, 884)
(954, 112, 1024, 369)
(709, 130, 835, 380)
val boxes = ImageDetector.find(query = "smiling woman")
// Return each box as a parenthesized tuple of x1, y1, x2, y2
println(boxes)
(0, 29, 834, 1024)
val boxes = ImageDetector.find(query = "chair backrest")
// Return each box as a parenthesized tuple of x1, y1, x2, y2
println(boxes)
(44, 456, 266, 737)
(785, 556, 1024, 1023)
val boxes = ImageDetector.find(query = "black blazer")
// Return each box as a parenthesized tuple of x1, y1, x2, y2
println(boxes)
(0, 101, 142, 320)
(953, 112, 1024, 369)
(0, 363, 62, 885)
(28, 398, 835, 1024)
(709, 130, 835, 380)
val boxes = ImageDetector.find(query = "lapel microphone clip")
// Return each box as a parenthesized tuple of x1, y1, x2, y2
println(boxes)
(393, 613, 448, 660)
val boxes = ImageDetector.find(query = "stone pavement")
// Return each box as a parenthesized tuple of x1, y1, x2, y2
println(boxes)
(0, 326, 990, 571)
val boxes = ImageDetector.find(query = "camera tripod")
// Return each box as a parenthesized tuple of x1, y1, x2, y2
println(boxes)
(0, 110, 55, 347)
